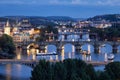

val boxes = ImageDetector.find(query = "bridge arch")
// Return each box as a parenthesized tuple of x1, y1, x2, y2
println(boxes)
(99, 44, 112, 53)
(117, 45, 120, 53)
(45, 44, 57, 53)
(63, 43, 75, 53)
(27, 43, 39, 49)
(81, 43, 94, 53)
(27, 43, 39, 55)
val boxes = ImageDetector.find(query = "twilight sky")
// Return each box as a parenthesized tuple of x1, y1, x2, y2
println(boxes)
(0, 0, 120, 18)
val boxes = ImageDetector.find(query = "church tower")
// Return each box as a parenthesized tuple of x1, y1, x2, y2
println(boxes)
(4, 20, 11, 35)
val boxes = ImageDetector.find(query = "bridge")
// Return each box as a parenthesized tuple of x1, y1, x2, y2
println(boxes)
(86, 61, 109, 66)
(0, 59, 39, 68)
(0, 59, 111, 67)
(16, 40, 120, 54)
(14, 27, 120, 54)
(37, 41, 120, 54)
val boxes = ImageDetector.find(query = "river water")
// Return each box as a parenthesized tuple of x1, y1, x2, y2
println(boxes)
(1, 40, 120, 79)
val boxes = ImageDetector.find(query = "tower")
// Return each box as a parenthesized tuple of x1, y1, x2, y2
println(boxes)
(13, 19, 19, 34)
(4, 20, 11, 35)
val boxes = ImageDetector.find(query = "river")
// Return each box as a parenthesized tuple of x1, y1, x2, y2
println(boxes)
(1, 41, 120, 80)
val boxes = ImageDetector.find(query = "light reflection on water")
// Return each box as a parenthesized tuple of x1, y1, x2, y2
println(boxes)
(45, 44, 120, 61)
(0, 64, 32, 80)
(0, 44, 120, 80)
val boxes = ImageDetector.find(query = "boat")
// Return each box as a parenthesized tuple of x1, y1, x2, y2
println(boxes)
(107, 54, 115, 60)
(52, 51, 57, 54)
(36, 51, 57, 56)
(101, 44, 105, 47)
(81, 50, 90, 55)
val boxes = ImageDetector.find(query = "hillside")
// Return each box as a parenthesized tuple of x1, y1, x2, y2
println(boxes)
(46, 16, 76, 22)
(0, 16, 76, 26)
(87, 14, 120, 22)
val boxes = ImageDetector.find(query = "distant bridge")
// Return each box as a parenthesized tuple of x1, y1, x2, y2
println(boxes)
(0, 59, 39, 68)
(0, 59, 111, 67)
(86, 61, 109, 66)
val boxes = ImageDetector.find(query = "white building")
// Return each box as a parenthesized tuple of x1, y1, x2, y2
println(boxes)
(13, 32, 30, 43)
(90, 21, 112, 28)
(4, 20, 11, 35)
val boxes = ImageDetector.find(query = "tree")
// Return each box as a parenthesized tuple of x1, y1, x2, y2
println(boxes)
(105, 61, 120, 80)
(31, 60, 52, 80)
(31, 59, 98, 80)
(63, 59, 78, 80)
(38, 26, 58, 42)
(98, 72, 111, 80)
(53, 62, 66, 80)
(0, 34, 15, 54)
(86, 64, 97, 80)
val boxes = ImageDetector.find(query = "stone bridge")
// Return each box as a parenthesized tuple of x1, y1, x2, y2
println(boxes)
(39, 41, 120, 53)
(17, 40, 120, 54)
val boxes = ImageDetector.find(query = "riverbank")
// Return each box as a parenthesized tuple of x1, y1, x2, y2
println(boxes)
(0, 53, 15, 59)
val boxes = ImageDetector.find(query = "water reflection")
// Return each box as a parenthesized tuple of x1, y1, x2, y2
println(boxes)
(16, 48, 22, 60)
(56, 55, 58, 61)
(15, 43, 120, 62)
(68, 52, 71, 59)
(6, 64, 11, 80)
(71, 45, 75, 59)
(61, 46, 65, 61)
(1, 43, 120, 80)
(0, 64, 32, 80)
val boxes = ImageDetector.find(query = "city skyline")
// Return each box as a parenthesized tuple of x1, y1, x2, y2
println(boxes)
(0, 0, 120, 18)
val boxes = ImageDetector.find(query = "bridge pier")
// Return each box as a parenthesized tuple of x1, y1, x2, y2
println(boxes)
(112, 44, 118, 53)
(57, 46, 64, 54)
(94, 44, 100, 53)
(39, 43, 46, 53)
(75, 44, 82, 53)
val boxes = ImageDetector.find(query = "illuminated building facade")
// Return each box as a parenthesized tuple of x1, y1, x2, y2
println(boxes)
(4, 20, 11, 35)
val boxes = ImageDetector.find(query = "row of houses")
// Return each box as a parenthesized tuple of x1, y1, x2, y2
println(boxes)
(75, 20, 112, 28)
(0, 20, 40, 43)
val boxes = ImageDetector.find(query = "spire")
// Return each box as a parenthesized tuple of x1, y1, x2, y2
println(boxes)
(6, 20, 10, 27)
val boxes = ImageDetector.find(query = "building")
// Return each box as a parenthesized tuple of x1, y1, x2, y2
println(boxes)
(90, 20, 112, 28)
(0, 22, 4, 36)
(111, 21, 120, 28)
(13, 32, 30, 43)
(75, 21, 91, 28)
(4, 20, 11, 35)
(13, 33, 22, 43)
(18, 19, 35, 35)
(0, 28, 3, 36)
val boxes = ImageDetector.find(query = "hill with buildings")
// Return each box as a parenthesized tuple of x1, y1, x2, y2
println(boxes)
(87, 14, 120, 22)
(46, 16, 76, 21)
(0, 16, 76, 27)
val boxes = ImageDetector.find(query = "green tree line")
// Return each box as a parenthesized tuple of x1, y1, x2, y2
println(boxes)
(31, 59, 120, 80)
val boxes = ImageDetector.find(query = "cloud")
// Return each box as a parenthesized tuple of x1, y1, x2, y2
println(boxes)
(0, 0, 50, 5)
(50, 0, 120, 6)
(0, 0, 120, 6)
(49, 0, 87, 5)
(97, 0, 120, 6)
